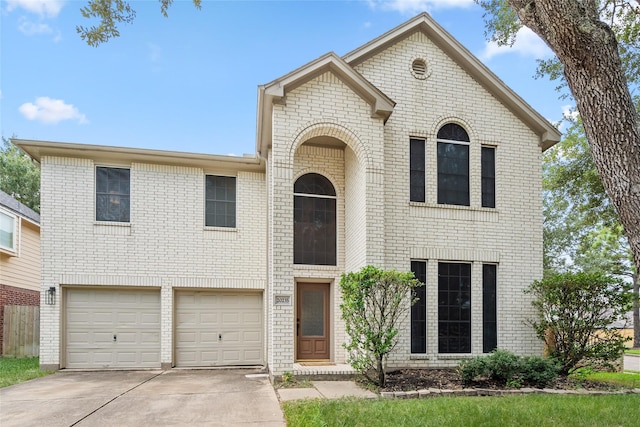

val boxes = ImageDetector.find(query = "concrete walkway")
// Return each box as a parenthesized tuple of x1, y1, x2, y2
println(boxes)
(277, 381, 377, 401)
(0, 369, 285, 427)
(624, 354, 640, 371)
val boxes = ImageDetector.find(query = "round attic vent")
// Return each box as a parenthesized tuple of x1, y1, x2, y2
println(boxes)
(411, 58, 430, 80)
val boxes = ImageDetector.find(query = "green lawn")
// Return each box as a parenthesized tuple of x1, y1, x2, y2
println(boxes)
(626, 349, 640, 355)
(585, 371, 640, 388)
(0, 357, 53, 388)
(283, 394, 640, 427)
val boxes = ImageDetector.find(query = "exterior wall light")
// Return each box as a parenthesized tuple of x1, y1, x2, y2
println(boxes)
(46, 286, 56, 305)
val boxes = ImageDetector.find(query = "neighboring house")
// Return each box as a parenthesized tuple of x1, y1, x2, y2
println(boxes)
(16, 13, 561, 375)
(0, 190, 41, 355)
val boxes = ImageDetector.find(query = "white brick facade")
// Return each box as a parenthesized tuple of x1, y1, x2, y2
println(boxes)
(19, 13, 560, 374)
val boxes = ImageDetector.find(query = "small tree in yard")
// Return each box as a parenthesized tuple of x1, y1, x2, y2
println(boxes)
(340, 266, 420, 387)
(527, 272, 633, 374)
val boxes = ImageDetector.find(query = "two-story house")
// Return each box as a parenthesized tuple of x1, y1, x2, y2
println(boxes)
(16, 13, 560, 376)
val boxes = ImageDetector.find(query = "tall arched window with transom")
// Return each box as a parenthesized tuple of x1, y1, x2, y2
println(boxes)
(437, 123, 470, 206)
(293, 173, 337, 265)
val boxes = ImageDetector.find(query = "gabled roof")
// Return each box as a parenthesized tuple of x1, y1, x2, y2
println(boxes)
(0, 189, 40, 225)
(256, 52, 396, 157)
(343, 13, 561, 150)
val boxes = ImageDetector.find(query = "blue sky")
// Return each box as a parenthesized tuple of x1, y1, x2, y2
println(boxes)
(1, 0, 568, 156)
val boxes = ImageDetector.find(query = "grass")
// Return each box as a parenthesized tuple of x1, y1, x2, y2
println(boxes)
(283, 394, 640, 427)
(0, 357, 53, 388)
(626, 349, 640, 355)
(584, 371, 640, 388)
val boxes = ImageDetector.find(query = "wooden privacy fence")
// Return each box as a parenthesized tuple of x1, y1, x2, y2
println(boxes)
(3, 305, 40, 357)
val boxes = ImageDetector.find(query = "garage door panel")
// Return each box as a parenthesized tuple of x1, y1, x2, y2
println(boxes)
(65, 289, 161, 369)
(175, 291, 263, 367)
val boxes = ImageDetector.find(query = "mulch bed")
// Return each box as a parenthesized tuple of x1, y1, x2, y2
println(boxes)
(379, 369, 620, 392)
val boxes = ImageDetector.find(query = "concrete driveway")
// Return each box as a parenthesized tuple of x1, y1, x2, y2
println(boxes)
(0, 369, 285, 427)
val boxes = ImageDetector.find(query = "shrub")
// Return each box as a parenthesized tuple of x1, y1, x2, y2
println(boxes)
(526, 272, 633, 374)
(458, 357, 487, 384)
(520, 356, 560, 388)
(458, 349, 559, 388)
(340, 266, 420, 387)
(484, 349, 522, 384)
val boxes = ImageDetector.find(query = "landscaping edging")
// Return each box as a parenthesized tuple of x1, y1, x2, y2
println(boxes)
(379, 387, 640, 399)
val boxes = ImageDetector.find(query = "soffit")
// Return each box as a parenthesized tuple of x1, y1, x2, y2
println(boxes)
(13, 139, 264, 173)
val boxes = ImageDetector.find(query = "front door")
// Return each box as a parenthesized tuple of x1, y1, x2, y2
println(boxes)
(296, 283, 330, 360)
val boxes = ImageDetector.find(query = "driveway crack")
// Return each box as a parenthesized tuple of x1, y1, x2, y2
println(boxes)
(69, 371, 165, 426)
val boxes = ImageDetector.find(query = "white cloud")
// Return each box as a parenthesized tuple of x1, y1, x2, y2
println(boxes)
(6, 0, 65, 18)
(562, 105, 579, 121)
(19, 97, 88, 124)
(18, 17, 52, 35)
(148, 43, 162, 62)
(480, 27, 552, 61)
(368, 0, 474, 13)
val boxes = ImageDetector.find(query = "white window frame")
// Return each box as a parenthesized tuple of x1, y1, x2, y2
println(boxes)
(204, 174, 237, 229)
(95, 165, 131, 224)
(0, 208, 18, 254)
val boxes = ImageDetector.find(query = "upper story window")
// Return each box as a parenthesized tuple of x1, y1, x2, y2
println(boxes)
(205, 175, 236, 228)
(437, 123, 470, 206)
(96, 167, 130, 222)
(294, 173, 337, 266)
(481, 146, 496, 208)
(410, 138, 426, 202)
(0, 209, 17, 253)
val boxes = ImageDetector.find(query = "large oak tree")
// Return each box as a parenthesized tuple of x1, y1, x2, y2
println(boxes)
(478, 0, 640, 344)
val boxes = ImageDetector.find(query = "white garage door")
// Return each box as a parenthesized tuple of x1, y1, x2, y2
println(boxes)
(175, 291, 263, 367)
(65, 288, 161, 369)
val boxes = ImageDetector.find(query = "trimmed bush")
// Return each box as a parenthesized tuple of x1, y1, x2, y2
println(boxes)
(458, 349, 559, 388)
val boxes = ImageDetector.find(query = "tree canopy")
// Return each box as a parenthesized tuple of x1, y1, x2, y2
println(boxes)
(0, 138, 40, 213)
(478, 0, 640, 348)
(77, 0, 201, 47)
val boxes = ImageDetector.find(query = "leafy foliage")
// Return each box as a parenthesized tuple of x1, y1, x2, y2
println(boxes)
(477, 0, 640, 106)
(77, 0, 202, 47)
(458, 349, 559, 388)
(526, 272, 633, 374)
(340, 266, 420, 387)
(542, 117, 633, 277)
(1, 138, 40, 213)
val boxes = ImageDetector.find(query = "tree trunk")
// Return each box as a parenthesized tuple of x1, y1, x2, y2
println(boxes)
(377, 357, 385, 387)
(508, 0, 640, 295)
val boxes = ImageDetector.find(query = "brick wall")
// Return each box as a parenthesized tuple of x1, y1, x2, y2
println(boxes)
(0, 284, 40, 354)
(39, 157, 267, 367)
(266, 30, 545, 373)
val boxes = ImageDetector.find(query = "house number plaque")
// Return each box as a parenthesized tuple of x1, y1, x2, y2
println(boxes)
(274, 295, 291, 305)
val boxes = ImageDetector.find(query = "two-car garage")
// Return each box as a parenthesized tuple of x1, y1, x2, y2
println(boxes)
(64, 288, 263, 369)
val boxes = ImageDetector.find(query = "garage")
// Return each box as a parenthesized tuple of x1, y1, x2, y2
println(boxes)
(175, 290, 263, 367)
(65, 288, 161, 369)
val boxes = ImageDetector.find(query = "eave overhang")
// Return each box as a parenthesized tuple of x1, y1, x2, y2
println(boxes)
(13, 139, 265, 173)
(256, 52, 395, 157)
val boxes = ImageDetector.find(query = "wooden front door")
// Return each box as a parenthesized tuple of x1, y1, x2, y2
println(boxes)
(296, 283, 330, 360)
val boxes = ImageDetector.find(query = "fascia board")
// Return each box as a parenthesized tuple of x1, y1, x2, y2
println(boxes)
(13, 139, 265, 172)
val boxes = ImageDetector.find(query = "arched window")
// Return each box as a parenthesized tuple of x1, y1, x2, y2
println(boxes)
(294, 173, 337, 265)
(437, 123, 470, 206)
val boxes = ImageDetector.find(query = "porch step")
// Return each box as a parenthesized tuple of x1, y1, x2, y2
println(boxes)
(292, 363, 358, 380)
